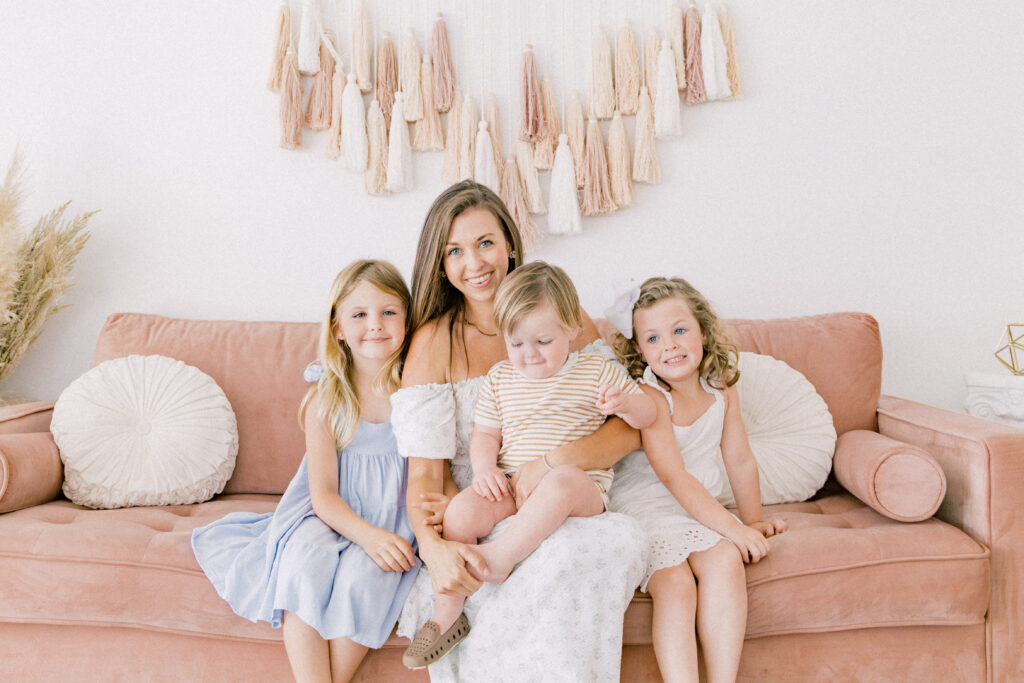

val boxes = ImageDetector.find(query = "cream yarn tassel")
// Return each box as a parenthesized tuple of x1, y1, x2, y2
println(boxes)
(632, 86, 660, 184)
(305, 35, 337, 131)
(591, 28, 615, 120)
(413, 57, 444, 151)
(519, 46, 546, 143)
(297, 0, 322, 76)
(474, 121, 500, 194)
(719, 5, 743, 97)
(364, 100, 388, 194)
(386, 92, 412, 192)
(671, 2, 687, 90)
(701, 3, 731, 101)
(341, 74, 368, 171)
(581, 118, 616, 216)
(441, 89, 462, 182)
(376, 32, 397, 129)
(655, 41, 682, 139)
(267, 2, 291, 92)
(533, 78, 560, 171)
(644, 29, 661, 104)
(431, 13, 455, 113)
(607, 112, 633, 209)
(400, 29, 424, 121)
(280, 48, 303, 150)
(499, 158, 539, 252)
(352, 0, 373, 93)
(516, 141, 545, 215)
(325, 68, 345, 159)
(458, 94, 477, 181)
(684, 2, 707, 104)
(548, 134, 582, 236)
(484, 94, 504, 178)
(566, 91, 586, 189)
(615, 23, 640, 115)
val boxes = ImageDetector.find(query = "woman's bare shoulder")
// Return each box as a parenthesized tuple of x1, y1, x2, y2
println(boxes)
(403, 316, 452, 387)
(571, 307, 601, 351)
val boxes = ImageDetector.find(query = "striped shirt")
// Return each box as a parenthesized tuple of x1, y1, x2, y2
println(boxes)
(475, 352, 642, 498)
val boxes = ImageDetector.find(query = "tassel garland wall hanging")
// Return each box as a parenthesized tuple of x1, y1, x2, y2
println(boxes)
(341, 73, 368, 171)
(413, 57, 444, 151)
(548, 134, 582, 236)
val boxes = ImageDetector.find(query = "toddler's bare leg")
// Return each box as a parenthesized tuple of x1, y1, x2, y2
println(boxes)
(474, 465, 604, 582)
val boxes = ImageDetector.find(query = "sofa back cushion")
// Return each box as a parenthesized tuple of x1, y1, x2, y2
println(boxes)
(725, 312, 881, 434)
(91, 314, 316, 494)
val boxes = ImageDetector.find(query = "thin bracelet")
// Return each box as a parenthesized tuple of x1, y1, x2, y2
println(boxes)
(541, 454, 554, 471)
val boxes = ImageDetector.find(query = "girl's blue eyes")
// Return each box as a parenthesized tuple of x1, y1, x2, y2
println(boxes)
(647, 335, 658, 344)
(646, 329, 685, 344)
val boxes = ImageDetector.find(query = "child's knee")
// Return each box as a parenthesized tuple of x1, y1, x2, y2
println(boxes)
(544, 464, 591, 492)
(649, 564, 697, 606)
(441, 490, 483, 540)
(695, 540, 746, 581)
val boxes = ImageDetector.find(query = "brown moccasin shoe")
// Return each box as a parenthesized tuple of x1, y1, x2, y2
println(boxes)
(402, 613, 471, 670)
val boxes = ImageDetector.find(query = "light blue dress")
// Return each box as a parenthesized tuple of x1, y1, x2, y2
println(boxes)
(191, 416, 419, 648)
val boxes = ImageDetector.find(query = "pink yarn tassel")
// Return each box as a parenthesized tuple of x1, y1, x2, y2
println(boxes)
(581, 118, 616, 216)
(279, 48, 303, 149)
(376, 32, 397, 129)
(519, 46, 547, 143)
(432, 13, 455, 113)
(305, 36, 337, 131)
(267, 3, 291, 92)
(684, 3, 706, 104)
(500, 157, 539, 252)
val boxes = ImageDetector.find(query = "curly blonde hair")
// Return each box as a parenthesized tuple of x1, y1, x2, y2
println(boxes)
(612, 277, 739, 389)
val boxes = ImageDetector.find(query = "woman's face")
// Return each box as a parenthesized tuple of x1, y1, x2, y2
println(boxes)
(442, 207, 512, 306)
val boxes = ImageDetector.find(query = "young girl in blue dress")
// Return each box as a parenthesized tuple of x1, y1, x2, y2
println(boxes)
(192, 260, 419, 682)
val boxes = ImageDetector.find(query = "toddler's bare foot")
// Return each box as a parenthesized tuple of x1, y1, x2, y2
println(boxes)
(469, 542, 516, 583)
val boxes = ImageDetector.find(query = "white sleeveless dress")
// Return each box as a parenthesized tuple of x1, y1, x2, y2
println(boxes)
(609, 370, 729, 591)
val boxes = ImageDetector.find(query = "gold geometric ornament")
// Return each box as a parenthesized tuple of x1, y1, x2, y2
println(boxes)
(995, 324, 1024, 375)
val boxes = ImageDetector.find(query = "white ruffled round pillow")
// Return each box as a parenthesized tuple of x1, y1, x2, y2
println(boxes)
(718, 352, 837, 506)
(51, 354, 238, 509)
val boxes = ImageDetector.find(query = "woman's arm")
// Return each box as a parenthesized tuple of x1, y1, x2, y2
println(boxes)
(305, 395, 415, 572)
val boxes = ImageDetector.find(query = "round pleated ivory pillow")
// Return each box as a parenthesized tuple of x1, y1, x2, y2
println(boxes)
(51, 354, 238, 509)
(717, 352, 837, 506)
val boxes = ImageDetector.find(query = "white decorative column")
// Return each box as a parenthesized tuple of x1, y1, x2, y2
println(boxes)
(964, 372, 1024, 429)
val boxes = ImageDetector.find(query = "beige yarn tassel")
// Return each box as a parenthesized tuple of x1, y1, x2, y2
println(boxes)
(533, 77, 560, 171)
(591, 28, 615, 120)
(352, 0, 373, 93)
(607, 112, 633, 209)
(671, 2, 687, 91)
(413, 57, 445, 151)
(719, 5, 743, 97)
(701, 3, 731, 101)
(581, 118, 616, 216)
(280, 47, 303, 150)
(484, 94, 504, 178)
(474, 121, 500, 194)
(566, 91, 586, 189)
(547, 134, 582, 236)
(297, 0, 322, 76)
(386, 92, 413, 192)
(632, 86, 660, 184)
(267, 2, 291, 92)
(500, 158, 539, 252)
(516, 141, 545, 215)
(325, 68, 345, 159)
(441, 89, 463, 182)
(432, 13, 455, 113)
(376, 32, 397, 129)
(519, 46, 547, 143)
(305, 35, 337, 131)
(684, 3, 707, 104)
(400, 29, 424, 122)
(615, 23, 640, 115)
(644, 29, 660, 103)
(364, 99, 388, 195)
(458, 94, 477, 181)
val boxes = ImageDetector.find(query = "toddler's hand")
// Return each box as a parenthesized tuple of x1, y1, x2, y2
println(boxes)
(413, 492, 450, 534)
(726, 523, 771, 564)
(361, 527, 416, 573)
(596, 383, 627, 416)
(473, 467, 509, 502)
(751, 518, 788, 538)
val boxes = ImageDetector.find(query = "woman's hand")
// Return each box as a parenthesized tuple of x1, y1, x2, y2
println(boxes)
(358, 527, 417, 572)
(420, 539, 488, 597)
(473, 467, 509, 502)
(412, 492, 450, 534)
(509, 457, 550, 508)
(750, 518, 788, 538)
(725, 523, 771, 564)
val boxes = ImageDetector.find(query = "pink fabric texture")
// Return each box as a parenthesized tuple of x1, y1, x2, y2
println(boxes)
(0, 433, 63, 513)
(0, 400, 55, 434)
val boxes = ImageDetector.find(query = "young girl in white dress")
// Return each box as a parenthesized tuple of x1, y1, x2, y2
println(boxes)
(191, 260, 419, 683)
(608, 277, 788, 683)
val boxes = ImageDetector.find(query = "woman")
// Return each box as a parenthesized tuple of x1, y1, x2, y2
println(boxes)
(391, 181, 646, 681)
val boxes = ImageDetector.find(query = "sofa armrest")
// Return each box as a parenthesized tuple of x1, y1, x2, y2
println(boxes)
(877, 394, 1024, 681)
(0, 400, 55, 435)
(0, 433, 63, 514)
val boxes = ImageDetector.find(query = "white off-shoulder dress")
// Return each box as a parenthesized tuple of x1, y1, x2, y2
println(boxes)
(391, 346, 646, 682)
(609, 370, 729, 592)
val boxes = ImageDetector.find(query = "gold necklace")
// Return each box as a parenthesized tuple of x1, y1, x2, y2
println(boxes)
(462, 314, 498, 337)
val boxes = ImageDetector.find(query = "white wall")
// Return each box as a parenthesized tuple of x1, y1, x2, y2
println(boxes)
(2, 0, 1022, 412)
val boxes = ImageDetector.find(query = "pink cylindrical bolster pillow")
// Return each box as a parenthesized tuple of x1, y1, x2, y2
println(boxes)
(0, 400, 56, 435)
(833, 429, 946, 522)
(0, 433, 64, 514)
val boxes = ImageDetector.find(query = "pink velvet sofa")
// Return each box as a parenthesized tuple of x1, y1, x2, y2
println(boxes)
(1, 312, 1021, 682)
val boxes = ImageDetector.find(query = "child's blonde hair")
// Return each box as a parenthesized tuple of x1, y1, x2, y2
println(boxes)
(300, 260, 411, 450)
(612, 277, 740, 389)
(493, 261, 583, 334)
